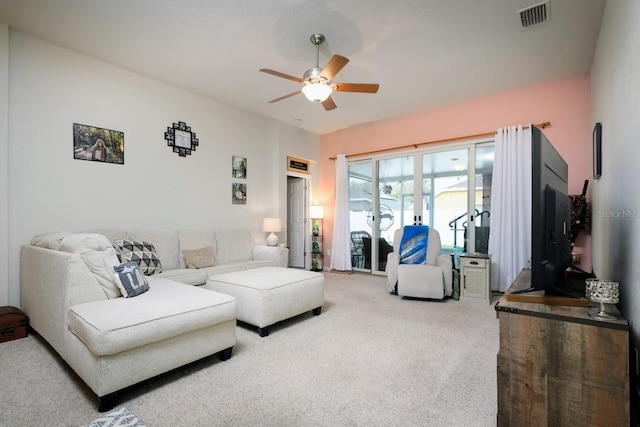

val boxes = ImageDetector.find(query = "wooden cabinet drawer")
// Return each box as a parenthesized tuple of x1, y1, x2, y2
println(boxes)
(461, 257, 488, 269)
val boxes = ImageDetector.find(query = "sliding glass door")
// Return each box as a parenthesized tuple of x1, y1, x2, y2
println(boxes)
(348, 142, 494, 275)
(473, 145, 494, 255)
(348, 162, 373, 271)
(422, 149, 469, 264)
(375, 156, 414, 273)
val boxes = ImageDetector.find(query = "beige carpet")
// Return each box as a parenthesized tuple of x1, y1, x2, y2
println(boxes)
(0, 272, 499, 426)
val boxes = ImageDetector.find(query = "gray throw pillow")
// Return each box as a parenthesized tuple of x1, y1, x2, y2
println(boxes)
(112, 261, 150, 298)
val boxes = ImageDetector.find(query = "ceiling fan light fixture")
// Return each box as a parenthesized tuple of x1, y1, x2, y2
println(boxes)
(302, 82, 332, 103)
(260, 33, 378, 110)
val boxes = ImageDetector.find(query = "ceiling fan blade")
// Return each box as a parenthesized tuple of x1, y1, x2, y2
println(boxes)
(322, 96, 337, 111)
(319, 55, 349, 81)
(332, 83, 380, 93)
(260, 68, 303, 83)
(268, 90, 302, 103)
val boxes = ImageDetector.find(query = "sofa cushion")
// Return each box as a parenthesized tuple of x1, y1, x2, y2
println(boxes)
(178, 230, 217, 268)
(31, 232, 70, 250)
(56, 233, 122, 299)
(154, 268, 209, 285)
(202, 263, 247, 276)
(129, 231, 180, 270)
(215, 229, 253, 265)
(242, 259, 278, 269)
(67, 278, 236, 356)
(84, 228, 129, 243)
(183, 246, 217, 269)
(112, 261, 150, 298)
(113, 239, 162, 276)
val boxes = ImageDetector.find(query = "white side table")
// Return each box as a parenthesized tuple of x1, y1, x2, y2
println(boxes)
(460, 253, 491, 303)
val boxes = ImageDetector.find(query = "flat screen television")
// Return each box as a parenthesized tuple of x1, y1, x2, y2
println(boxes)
(513, 126, 574, 296)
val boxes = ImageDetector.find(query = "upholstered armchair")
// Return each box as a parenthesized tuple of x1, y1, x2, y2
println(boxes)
(386, 226, 453, 299)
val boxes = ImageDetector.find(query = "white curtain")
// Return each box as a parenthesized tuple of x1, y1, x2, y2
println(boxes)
(488, 125, 532, 291)
(330, 154, 353, 271)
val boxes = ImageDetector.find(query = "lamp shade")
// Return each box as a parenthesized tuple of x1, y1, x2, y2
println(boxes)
(262, 217, 282, 232)
(310, 205, 324, 219)
(302, 83, 332, 103)
(263, 217, 282, 247)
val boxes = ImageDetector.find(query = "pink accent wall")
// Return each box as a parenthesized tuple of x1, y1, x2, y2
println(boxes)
(319, 74, 593, 272)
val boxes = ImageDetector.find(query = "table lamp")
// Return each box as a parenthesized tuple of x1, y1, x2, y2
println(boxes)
(262, 218, 282, 246)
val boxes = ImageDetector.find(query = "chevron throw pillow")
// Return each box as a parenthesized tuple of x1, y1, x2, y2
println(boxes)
(113, 239, 162, 276)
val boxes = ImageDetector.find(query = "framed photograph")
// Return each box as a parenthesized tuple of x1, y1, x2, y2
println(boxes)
(593, 122, 602, 179)
(73, 123, 124, 164)
(232, 182, 247, 205)
(232, 156, 247, 179)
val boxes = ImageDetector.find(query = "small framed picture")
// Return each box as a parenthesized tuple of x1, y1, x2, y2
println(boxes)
(232, 182, 247, 205)
(593, 122, 602, 179)
(232, 156, 247, 179)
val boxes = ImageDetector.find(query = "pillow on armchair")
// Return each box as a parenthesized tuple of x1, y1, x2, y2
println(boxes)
(398, 225, 430, 265)
(386, 226, 453, 299)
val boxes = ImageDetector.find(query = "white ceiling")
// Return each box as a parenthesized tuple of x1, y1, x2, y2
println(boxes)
(0, 0, 606, 135)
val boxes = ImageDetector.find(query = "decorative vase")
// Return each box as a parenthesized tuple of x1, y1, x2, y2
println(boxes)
(586, 280, 619, 321)
(584, 277, 599, 300)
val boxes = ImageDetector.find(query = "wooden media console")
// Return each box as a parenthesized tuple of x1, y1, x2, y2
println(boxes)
(495, 269, 629, 426)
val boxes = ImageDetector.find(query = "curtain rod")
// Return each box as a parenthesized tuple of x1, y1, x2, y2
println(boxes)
(329, 121, 551, 160)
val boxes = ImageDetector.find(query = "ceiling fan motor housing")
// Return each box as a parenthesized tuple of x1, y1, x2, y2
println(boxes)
(303, 67, 326, 83)
(310, 33, 325, 46)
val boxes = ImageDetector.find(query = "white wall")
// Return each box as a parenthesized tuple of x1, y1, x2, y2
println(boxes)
(590, 0, 640, 399)
(3, 31, 320, 307)
(0, 23, 8, 306)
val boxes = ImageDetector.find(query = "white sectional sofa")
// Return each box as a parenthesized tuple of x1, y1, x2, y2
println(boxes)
(20, 228, 287, 411)
(89, 227, 289, 283)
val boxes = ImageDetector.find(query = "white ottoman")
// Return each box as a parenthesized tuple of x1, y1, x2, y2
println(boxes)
(204, 267, 324, 337)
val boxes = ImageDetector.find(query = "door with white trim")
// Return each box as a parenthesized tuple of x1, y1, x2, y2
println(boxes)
(287, 176, 306, 268)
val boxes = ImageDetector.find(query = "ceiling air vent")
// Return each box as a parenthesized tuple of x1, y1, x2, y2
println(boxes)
(518, 1, 549, 28)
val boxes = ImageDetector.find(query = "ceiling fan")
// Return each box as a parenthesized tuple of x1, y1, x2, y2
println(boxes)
(260, 34, 379, 111)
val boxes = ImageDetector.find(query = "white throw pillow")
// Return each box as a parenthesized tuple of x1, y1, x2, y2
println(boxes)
(57, 233, 122, 299)
(30, 232, 71, 250)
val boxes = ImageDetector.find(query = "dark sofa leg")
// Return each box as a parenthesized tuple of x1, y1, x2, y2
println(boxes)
(219, 346, 233, 361)
(98, 391, 118, 412)
(312, 306, 322, 315)
(258, 326, 270, 337)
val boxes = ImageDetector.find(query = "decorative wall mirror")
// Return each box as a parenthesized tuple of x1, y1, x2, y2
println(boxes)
(164, 121, 198, 157)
